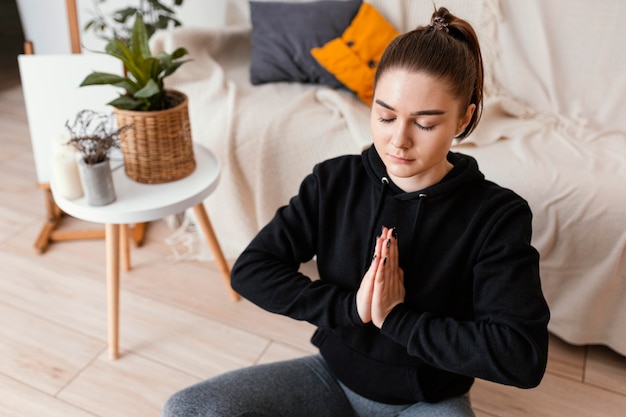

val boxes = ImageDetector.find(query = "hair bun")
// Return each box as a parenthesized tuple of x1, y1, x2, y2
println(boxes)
(430, 16, 449, 32)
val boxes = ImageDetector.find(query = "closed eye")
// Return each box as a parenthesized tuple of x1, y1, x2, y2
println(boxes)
(416, 122, 435, 131)
(379, 117, 435, 131)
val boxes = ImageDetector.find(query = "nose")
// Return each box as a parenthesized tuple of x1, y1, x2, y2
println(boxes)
(390, 121, 412, 149)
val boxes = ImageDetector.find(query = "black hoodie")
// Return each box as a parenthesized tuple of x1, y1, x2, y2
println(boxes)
(231, 146, 550, 404)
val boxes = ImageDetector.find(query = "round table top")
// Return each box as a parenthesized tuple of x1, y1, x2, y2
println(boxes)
(52, 144, 220, 224)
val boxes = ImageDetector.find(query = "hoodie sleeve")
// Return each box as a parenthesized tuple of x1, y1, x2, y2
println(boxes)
(230, 170, 363, 329)
(381, 199, 550, 389)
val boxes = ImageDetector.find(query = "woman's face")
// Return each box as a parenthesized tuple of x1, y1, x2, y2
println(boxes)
(371, 69, 475, 192)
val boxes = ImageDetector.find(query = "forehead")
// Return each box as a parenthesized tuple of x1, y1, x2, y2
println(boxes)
(374, 69, 459, 111)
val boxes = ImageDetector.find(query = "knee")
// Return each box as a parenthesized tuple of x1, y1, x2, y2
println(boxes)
(162, 386, 203, 417)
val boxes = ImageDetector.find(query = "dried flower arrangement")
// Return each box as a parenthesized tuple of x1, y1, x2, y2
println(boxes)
(65, 110, 128, 165)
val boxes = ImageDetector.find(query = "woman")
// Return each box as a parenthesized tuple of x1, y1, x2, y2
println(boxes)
(164, 7, 550, 417)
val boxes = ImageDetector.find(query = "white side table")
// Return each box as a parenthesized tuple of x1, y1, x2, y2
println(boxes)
(52, 144, 239, 359)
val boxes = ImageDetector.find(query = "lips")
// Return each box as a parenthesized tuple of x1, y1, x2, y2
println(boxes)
(388, 153, 413, 163)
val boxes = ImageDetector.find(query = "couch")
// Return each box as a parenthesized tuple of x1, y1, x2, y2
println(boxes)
(152, 0, 626, 356)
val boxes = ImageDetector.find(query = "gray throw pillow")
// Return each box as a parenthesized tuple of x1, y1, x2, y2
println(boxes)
(249, 0, 362, 87)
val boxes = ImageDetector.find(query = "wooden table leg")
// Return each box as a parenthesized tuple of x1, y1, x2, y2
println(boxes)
(105, 223, 121, 359)
(192, 204, 240, 301)
(132, 222, 148, 247)
(120, 224, 131, 272)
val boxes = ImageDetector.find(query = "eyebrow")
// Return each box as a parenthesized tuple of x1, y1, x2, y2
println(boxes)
(374, 99, 446, 116)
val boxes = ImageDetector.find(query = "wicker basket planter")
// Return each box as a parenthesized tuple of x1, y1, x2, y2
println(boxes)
(114, 90, 196, 184)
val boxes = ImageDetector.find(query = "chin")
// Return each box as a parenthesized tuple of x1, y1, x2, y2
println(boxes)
(388, 167, 417, 179)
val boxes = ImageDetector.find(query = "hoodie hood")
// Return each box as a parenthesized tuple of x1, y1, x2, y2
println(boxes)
(360, 145, 487, 271)
(362, 145, 485, 199)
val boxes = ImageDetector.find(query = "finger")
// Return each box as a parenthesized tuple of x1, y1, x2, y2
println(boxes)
(358, 228, 388, 324)
(380, 227, 394, 271)
(357, 267, 375, 323)
(388, 228, 398, 267)
(372, 237, 384, 269)
(363, 229, 386, 289)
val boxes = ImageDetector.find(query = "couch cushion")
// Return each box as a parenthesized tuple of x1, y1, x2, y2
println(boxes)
(249, 0, 362, 87)
(311, 3, 398, 105)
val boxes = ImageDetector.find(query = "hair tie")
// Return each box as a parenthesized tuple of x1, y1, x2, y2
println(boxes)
(431, 16, 449, 32)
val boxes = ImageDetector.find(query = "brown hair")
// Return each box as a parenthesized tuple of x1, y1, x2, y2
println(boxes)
(374, 6, 483, 139)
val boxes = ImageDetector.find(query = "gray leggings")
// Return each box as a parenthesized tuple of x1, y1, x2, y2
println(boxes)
(163, 355, 475, 417)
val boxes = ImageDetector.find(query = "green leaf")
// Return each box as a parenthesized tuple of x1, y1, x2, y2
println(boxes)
(138, 57, 162, 82)
(145, 25, 157, 40)
(153, 15, 167, 30)
(105, 38, 149, 85)
(148, 0, 176, 14)
(170, 47, 188, 60)
(112, 7, 137, 24)
(112, 79, 139, 94)
(161, 59, 191, 78)
(80, 72, 126, 86)
(134, 79, 160, 99)
(83, 19, 96, 30)
(130, 14, 151, 60)
(105, 38, 132, 64)
(155, 51, 172, 67)
(108, 95, 144, 110)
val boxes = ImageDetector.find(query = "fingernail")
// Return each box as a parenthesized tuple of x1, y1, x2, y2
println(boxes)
(387, 239, 391, 248)
(383, 257, 387, 265)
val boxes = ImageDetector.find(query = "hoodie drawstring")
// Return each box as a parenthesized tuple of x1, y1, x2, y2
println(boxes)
(363, 177, 390, 270)
(411, 193, 427, 241)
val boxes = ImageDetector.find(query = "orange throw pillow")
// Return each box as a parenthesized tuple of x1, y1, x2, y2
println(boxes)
(311, 3, 399, 105)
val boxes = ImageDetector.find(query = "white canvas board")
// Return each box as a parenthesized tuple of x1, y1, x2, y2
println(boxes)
(18, 53, 122, 184)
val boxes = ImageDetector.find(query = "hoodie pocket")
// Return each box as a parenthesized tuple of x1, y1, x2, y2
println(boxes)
(314, 329, 425, 404)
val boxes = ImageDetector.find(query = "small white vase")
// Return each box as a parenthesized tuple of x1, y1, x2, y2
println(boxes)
(77, 158, 116, 206)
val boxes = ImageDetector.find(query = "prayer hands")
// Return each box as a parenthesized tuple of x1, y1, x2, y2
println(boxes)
(356, 226, 405, 328)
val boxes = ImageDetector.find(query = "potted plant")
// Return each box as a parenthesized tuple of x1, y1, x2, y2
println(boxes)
(66, 110, 127, 206)
(83, 0, 185, 44)
(79, 12, 195, 184)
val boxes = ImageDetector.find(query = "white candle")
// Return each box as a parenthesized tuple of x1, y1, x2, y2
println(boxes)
(51, 141, 83, 200)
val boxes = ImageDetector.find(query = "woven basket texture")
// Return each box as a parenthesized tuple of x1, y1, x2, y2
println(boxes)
(114, 90, 196, 184)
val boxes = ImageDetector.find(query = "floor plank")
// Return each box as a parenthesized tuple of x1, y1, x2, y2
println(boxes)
(472, 372, 626, 417)
(0, 249, 110, 341)
(117, 290, 273, 378)
(58, 351, 200, 417)
(121, 245, 318, 351)
(585, 345, 626, 396)
(0, 373, 94, 417)
(546, 334, 585, 382)
(0, 302, 104, 395)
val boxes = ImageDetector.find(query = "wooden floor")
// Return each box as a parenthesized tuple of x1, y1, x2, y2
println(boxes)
(2, 24, 626, 417)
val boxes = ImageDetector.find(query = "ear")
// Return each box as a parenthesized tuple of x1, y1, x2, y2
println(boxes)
(457, 103, 476, 136)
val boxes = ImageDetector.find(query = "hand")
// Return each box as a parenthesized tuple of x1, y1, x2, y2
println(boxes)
(356, 230, 385, 324)
(356, 227, 405, 328)
(372, 227, 405, 328)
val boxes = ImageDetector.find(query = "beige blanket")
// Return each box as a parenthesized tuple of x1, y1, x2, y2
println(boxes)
(153, 26, 367, 259)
